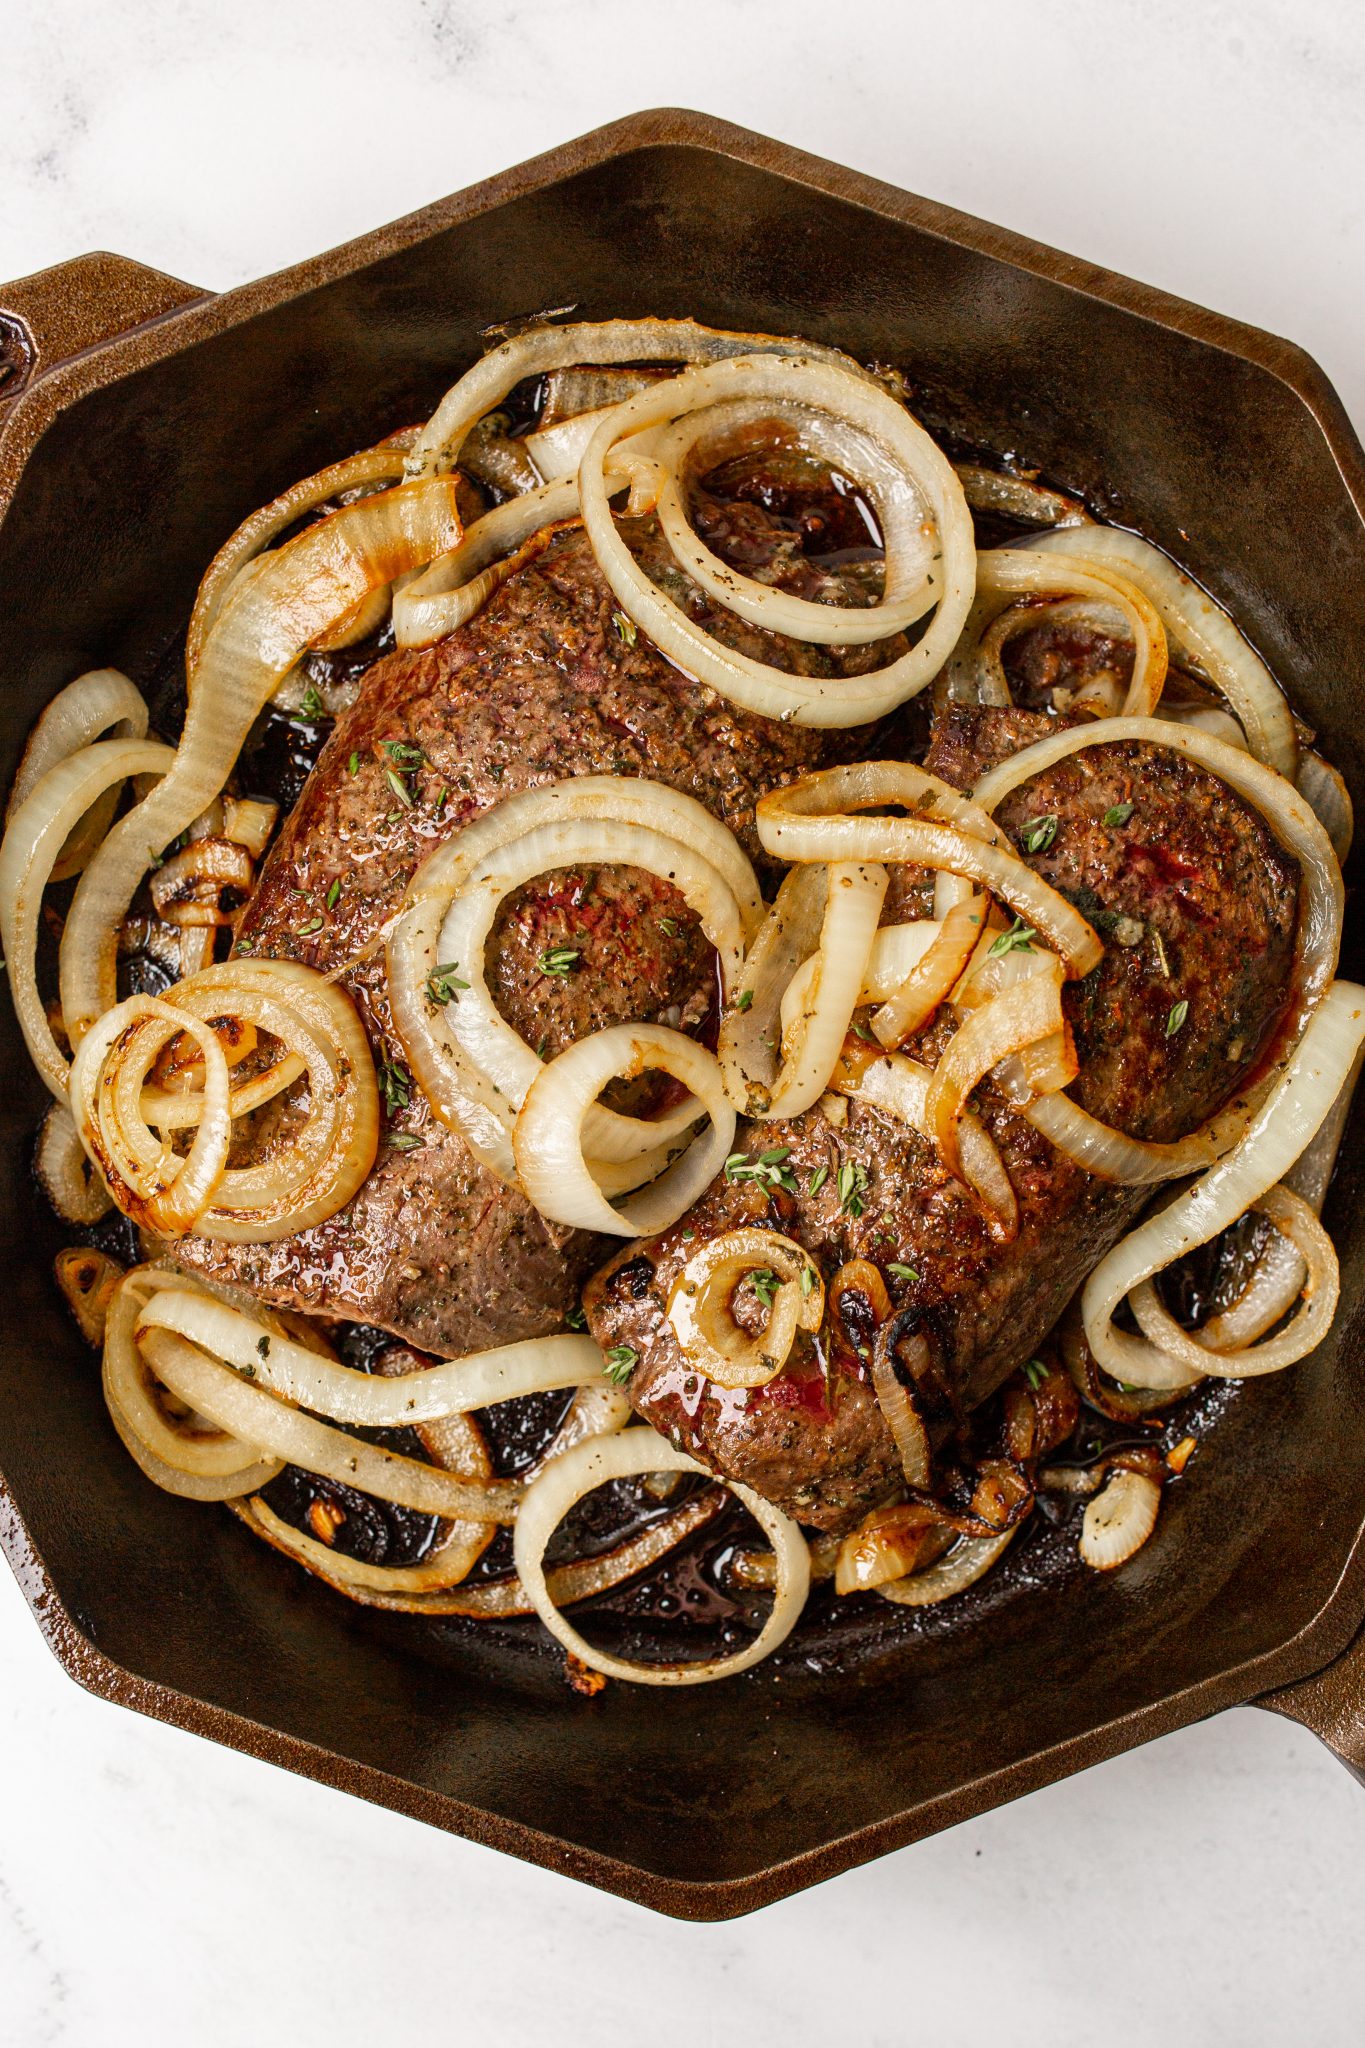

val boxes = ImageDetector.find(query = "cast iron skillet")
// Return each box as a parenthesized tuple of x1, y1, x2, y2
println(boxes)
(1, 110, 1363, 1921)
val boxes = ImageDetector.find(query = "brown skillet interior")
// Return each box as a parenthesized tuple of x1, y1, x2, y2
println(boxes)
(1, 130, 1364, 1913)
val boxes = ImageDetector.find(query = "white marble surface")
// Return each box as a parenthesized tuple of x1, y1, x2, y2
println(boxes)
(2, 2, 1365, 2041)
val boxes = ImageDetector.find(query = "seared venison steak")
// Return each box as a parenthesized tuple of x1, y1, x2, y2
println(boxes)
(173, 463, 900, 1354)
(585, 704, 1300, 1530)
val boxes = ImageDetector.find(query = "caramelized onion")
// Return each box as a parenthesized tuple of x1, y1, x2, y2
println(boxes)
(1081, 981, 1365, 1390)
(36, 1102, 112, 1223)
(137, 1286, 603, 1425)
(756, 761, 1103, 977)
(1079, 1469, 1162, 1571)
(667, 1228, 824, 1389)
(59, 481, 462, 1050)
(878, 1528, 1017, 1606)
(514, 1023, 735, 1236)
(948, 549, 1168, 717)
(6, 668, 150, 883)
(70, 960, 378, 1242)
(513, 1428, 811, 1685)
(1023, 528, 1297, 775)
(721, 860, 888, 1120)
(925, 952, 1070, 1182)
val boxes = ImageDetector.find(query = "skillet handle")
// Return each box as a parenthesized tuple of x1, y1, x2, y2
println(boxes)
(1257, 1625, 1365, 1785)
(0, 251, 207, 407)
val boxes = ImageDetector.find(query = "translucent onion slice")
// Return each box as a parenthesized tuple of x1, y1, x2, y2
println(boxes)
(393, 485, 579, 647)
(1297, 750, 1353, 864)
(870, 1342, 932, 1488)
(437, 816, 747, 1167)
(249, 1490, 723, 1619)
(1127, 1185, 1337, 1380)
(925, 953, 1070, 1182)
(225, 1411, 497, 1597)
(148, 835, 254, 927)
(70, 995, 233, 1234)
(578, 354, 976, 728)
(388, 777, 759, 1181)
(513, 1428, 811, 1685)
(513, 1024, 736, 1237)
(141, 1325, 521, 1522)
(873, 894, 984, 1049)
(835, 1051, 1018, 1239)
(6, 668, 150, 883)
(756, 761, 1103, 977)
(779, 919, 943, 1048)
(102, 1266, 284, 1497)
(1079, 1470, 1162, 1571)
(971, 717, 1345, 1178)
(953, 465, 1090, 530)
(648, 396, 939, 646)
(720, 860, 887, 1120)
(70, 960, 378, 1242)
(186, 433, 416, 671)
(405, 315, 870, 478)
(36, 1102, 112, 1224)
(59, 480, 462, 1048)
(1023, 527, 1297, 775)
(877, 1528, 1017, 1606)
(666, 1228, 824, 1390)
(1080, 981, 1365, 1390)
(0, 736, 174, 1099)
(137, 1286, 604, 1426)
(946, 550, 1168, 716)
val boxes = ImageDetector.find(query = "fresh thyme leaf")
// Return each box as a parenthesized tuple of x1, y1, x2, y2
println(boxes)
(735, 988, 754, 1012)
(807, 1164, 829, 1197)
(886, 1262, 919, 1282)
(295, 683, 326, 724)
(1166, 998, 1190, 1036)
(724, 1146, 797, 1195)
(325, 878, 341, 911)
(383, 739, 426, 769)
(748, 1267, 778, 1310)
(539, 945, 581, 977)
(1103, 801, 1135, 828)
(1022, 1357, 1047, 1390)
(1022, 814, 1058, 854)
(565, 1304, 587, 1332)
(988, 917, 1037, 958)
(658, 917, 678, 937)
(836, 1160, 869, 1216)
(295, 916, 324, 936)
(611, 610, 638, 648)
(347, 750, 361, 776)
(604, 1344, 638, 1384)
(385, 766, 415, 809)
(426, 960, 470, 1007)
(799, 1264, 816, 1297)
(386, 1131, 424, 1151)
(379, 1059, 411, 1113)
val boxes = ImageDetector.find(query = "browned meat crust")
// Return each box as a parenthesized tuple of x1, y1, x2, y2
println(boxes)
(172, 495, 887, 1353)
(586, 704, 1300, 1530)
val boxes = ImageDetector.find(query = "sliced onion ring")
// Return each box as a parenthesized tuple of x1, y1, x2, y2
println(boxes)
(578, 353, 975, 728)
(835, 1050, 1018, 1239)
(513, 1024, 736, 1237)
(720, 860, 887, 1120)
(141, 1324, 520, 1522)
(60, 480, 462, 1049)
(878, 1528, 1017, 1606)
(137, 1286, 604, 1426)
(667, 1228, 824, 1390)
(947, 550, 1168, 717)
(756, 761, 1103, 977)
(405, 315, 870, 478)
(1080, 981, 1365, 1390)
(513, 1428, 811, 1686)
(1022, 527, 1297, 775)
